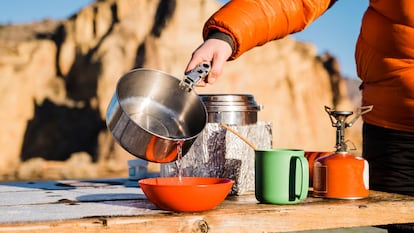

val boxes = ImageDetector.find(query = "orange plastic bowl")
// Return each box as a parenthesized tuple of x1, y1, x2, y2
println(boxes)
(139, 177, 234, 212)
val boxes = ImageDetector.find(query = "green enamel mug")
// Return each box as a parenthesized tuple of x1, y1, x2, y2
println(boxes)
(255, 148, 309, 204)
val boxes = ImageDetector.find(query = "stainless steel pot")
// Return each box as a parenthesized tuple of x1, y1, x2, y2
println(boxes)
(199, 94, 261, 125)
(106, 63, 210, 163)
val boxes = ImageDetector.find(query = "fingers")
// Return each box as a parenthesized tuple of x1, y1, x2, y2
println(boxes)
(185, 39, 232, 86)
(208, 52, 228, 84)
(185, 51, 207, 75)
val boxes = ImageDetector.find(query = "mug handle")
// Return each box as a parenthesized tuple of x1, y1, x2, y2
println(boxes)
(289, 156, 309, 201)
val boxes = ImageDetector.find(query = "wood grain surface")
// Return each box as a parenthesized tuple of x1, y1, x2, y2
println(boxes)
(0, 179, 413, 233)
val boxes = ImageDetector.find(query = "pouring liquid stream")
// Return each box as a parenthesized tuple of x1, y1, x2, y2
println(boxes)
(175, 140, 184, 183)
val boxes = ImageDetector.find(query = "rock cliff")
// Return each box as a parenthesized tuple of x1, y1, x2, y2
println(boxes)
(0, 0, 361, 180)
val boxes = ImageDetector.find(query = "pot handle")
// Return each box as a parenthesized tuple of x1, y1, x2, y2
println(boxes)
(180, 61, 211, 92)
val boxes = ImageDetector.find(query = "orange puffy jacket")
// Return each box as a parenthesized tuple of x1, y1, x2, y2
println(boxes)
(203, 0, 414, 133)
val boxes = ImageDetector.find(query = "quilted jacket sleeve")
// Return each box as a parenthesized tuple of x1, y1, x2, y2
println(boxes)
(203, 0, 334, 59)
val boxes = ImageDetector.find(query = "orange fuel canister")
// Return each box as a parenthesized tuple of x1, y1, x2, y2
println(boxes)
(313, 151, 369, 199)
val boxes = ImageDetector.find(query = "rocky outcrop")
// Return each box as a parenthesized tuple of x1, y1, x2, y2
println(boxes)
(0, 0, 360, 180)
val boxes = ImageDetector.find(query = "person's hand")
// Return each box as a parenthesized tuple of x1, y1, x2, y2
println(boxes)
(185, 38, 232, 86)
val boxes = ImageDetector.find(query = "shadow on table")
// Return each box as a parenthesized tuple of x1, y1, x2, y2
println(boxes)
(0, 178, 164, 211)
(0, 178, 140, 190)
(75, 193, 159, 210)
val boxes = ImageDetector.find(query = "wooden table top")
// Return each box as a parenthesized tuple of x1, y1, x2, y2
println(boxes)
(0, 178, 413, 233)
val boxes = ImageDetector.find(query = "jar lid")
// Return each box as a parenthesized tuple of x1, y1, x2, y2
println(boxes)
(199, 94, 261, 112)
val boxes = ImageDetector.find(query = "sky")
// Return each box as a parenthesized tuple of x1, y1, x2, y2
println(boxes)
(292, 0, 369, 79)
(0, 0, 368, 79)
